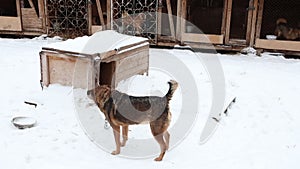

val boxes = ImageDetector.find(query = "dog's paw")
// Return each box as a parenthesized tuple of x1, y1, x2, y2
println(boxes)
(111, 150, 120, 155)
(121, 140, 127, 147)
(154, 157, 163, 161)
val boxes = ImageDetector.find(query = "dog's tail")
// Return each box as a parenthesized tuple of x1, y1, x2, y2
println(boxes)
(166, 80, 178, 101)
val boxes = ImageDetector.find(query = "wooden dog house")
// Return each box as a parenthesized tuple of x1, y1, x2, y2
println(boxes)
(40, 30, 149, 89)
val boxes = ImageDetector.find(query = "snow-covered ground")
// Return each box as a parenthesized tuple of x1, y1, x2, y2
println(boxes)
(0, 37, 299, 169)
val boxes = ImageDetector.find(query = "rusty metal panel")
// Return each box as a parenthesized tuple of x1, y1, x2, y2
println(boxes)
(46, 0, 89, 38)
(112, 0, 158, 43)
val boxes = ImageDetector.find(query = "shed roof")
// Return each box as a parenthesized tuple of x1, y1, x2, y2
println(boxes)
(44, 30, 148, 55)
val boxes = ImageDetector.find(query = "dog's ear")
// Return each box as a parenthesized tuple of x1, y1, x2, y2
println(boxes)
(87, 89, 95, 100)
(87, 89, 93, 96)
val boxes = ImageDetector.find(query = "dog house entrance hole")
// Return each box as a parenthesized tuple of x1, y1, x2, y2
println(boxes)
(99, 61, 116, 87)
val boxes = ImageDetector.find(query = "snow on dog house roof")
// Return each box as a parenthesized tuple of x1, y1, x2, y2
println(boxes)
(40, 30, 150, 89)
(43, 30, 149, 58)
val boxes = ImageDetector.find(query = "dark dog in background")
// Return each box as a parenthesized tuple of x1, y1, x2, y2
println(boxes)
(275, 18, 300, 40)
(87, 80, 178, 161)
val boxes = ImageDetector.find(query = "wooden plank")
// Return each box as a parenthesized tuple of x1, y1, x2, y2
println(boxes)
(41, 48, 97, 61)
(229, 39, 246, 45)
(28, 0, 35, 9)
(255, 39, 300, 52)
(224, 0, 233, 44)
(48, 55, 74, 86)
(182, 33, 224, 44)
(184, 42, 245, 51)
(88, 2, 92, 34)
(245, 0, 254, 45)
(116, 64, 148, 85)
(180, 0, 187, 44)
(44, 0, 50, 34)
(96, 0, 106, 28)
(46, 54, 92, 88)
(249, 0, 259, 46)
(38, 0, 45, 18)
(117, 62, 148, 76)
(221, 0, 229, 35)
(166, 0, 175, 39)
(21, 8, 43, 30)
(176, 0, 182, 42)
(102, 45, 149, 63)
(116, 65, 148, 84)
(91, 25, 103, 34)
(16, 0, 21, 17)
(116, 54, 149, 73)
(0, 17, 22, 31)
(255, 0, 264, 40)
(40, 52, 50, 87)
(117, 40, 149, 52)
(0, 30, 43, 36)
(38, 0, 46, 31)
(106, 0, 111, 29)
(157, 0, 163, 39)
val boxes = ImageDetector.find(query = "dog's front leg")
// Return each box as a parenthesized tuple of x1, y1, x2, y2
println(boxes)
(111, 125, 121, 155)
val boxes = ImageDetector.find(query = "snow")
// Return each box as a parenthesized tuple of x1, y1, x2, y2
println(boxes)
(1, 36, 300, 169)
(44, 30, 148, 54)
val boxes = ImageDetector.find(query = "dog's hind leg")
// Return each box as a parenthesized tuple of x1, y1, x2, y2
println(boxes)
(164, 131, 170, 150)
(153, 134, 167, 161)
(121, 125, 128, 147)
(111, 125, 121, 155)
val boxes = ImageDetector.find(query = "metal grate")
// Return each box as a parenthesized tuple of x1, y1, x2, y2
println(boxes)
(112, 0, 158, 43)
(46, 0, 89, 38)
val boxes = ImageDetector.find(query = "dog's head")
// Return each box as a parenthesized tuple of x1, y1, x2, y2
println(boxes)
(87, 85, 112, 112)
(275, 18, 288, 37)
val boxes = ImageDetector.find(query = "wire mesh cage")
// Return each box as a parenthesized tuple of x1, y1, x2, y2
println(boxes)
(260, 0, 300, 40)
(112, 0, 158, 43)
(46, 0, 89, 38)
(187, 0, 224, 35)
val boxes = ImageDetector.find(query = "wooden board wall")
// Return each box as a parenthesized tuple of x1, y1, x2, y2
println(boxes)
(0, 17, 22, 31)
(40, 52, 94, 89)
(21, 8, 43, 31)
(115, 50, 149, 84)
(255, 39, 300, 52)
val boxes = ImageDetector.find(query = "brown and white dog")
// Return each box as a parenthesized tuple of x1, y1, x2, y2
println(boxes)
(87, 80, 178, 161)
(275, 18, 300, 40)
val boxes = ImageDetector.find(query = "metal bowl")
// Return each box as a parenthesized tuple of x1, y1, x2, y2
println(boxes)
(266, 35, 277, 40)
(11, 116, 37, 129)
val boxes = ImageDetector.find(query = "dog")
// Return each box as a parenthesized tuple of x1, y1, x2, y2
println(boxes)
(275, 18, 300, 40)
(87, 80, 178, 161)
